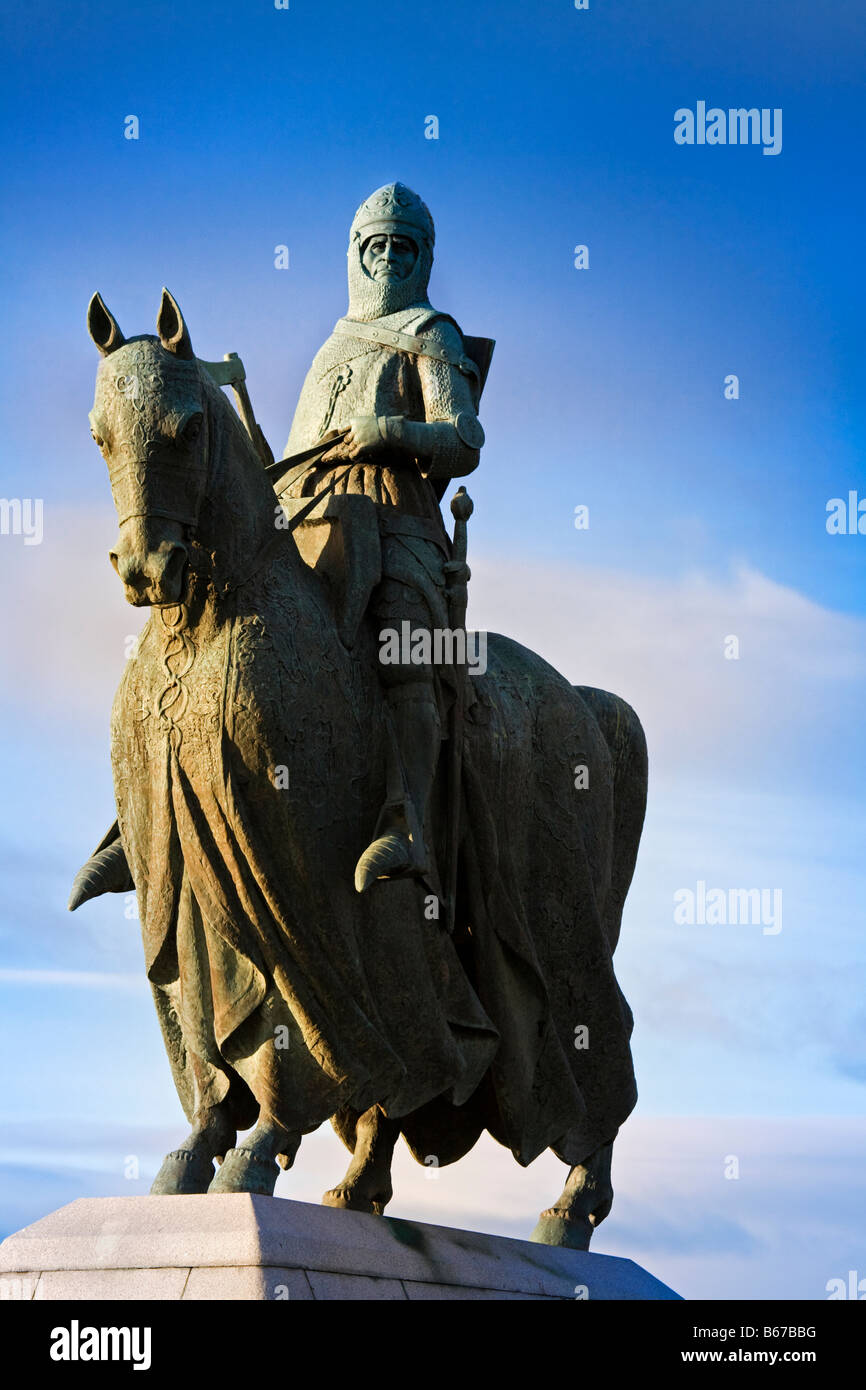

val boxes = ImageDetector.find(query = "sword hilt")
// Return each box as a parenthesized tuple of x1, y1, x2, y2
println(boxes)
(450, 486, 474, 551)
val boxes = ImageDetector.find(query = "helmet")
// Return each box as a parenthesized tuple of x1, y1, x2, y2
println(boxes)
(347, 182, 435, 321)
(349, 182, 435, 252)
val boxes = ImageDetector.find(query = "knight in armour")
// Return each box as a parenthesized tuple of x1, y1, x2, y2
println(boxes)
(281, 182, 489, 893)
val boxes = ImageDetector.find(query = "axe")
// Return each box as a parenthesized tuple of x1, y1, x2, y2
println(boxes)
(198, 351, 274, 469)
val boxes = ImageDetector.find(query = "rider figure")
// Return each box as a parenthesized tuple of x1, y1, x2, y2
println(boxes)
(69, 183, 487, 909)
(281, 183, 486, 893)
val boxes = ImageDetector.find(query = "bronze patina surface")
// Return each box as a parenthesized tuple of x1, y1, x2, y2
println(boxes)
(70, 186, 647, 1250)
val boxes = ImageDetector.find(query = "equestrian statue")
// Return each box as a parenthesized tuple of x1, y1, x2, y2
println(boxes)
(68, 183, 647, 1250)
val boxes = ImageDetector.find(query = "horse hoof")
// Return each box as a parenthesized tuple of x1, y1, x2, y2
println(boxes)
(208, 1146, 279, 1196)
(321, 1182, 388, 1215)
(150, 1149, 215, 1195)
(529, 1211, 593, 1251)
(354, 833, 412, 893)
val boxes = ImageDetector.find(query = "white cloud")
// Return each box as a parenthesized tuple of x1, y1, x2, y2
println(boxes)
(0, 969, 146, 991)
(6, 510, 865, 801)
(469, 551, 866, 793)
(0, 505, 143, 724)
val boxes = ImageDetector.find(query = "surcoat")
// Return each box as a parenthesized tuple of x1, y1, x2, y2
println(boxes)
(281, 303, 482, 637)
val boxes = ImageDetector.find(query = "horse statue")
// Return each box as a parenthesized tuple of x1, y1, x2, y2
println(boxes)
(72, 288, 647, 1251)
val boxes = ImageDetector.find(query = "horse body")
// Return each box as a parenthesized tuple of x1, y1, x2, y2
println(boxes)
(85, 291, 646, 1244)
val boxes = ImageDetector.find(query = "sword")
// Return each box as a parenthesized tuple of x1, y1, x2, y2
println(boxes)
(444, 486, 474, 934)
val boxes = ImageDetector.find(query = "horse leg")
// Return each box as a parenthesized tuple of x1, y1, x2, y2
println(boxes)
(208, 1114, 302, 1196)
(529, 1141, 614, 1251)
(206, 984, 314, 1195)
(150, 1097, 237, 1195)
(323, 1104, 400, 1215)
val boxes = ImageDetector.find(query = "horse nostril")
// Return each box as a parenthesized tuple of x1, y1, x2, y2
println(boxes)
(109, 536, 188, 602)
(110, 548, 145, 590)
(109, 549, 133, 583)
(162, 543, 188, 587)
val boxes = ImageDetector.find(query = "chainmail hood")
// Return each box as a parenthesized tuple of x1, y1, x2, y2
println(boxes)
(347, 182, 435, 321)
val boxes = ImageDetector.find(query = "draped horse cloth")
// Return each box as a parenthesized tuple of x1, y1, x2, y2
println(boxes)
(113, 543, 498, 1138)
(113, 542, 640, 1168)
(106, 364, 642, 1170)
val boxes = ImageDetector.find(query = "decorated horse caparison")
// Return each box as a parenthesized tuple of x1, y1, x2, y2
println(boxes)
(70, 287, 647, 1250)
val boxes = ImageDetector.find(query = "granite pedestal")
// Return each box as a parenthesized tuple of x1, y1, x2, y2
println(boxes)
(0, 1196, 680, 1301)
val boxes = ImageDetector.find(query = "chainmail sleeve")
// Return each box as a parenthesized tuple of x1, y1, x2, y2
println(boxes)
(378, 317, 485, 481)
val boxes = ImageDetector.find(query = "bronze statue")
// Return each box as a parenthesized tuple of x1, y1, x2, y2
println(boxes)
(70, 184, 647, 1251)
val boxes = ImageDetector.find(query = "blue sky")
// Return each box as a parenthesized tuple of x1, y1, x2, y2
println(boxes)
(1, 1, 864, 1298)
(2, 0, 864, 607)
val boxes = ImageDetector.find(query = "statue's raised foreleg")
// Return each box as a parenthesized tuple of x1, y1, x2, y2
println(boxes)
(529, 1141, 614, 1251)
(324, 1104, 400, 1214)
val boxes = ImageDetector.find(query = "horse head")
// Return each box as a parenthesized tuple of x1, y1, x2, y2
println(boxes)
(88, 289, 209, 606)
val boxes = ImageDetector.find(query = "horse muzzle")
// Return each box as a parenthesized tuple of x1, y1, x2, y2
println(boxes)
(110, 519, 189, 607)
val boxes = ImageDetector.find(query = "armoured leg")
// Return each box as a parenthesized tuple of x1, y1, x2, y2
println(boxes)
(355, 674, 441, 892)
(529, 1141, 614, 1251)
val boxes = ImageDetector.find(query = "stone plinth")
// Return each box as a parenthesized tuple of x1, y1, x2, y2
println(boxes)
(0, 1196, 681, 1301)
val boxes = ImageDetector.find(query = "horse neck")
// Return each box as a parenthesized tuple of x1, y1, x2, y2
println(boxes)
(193, 382, 301, 601)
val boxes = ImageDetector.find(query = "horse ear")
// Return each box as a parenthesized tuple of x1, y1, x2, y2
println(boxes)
(157, 287, 194, 359)
(88, 293, 125, 355)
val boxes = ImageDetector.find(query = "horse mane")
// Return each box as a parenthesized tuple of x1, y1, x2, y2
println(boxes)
(115, 333, 262, 472)
(187, 346, 290, 594)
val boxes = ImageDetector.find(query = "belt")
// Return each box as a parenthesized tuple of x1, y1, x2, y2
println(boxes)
(333, 318, 480, 381)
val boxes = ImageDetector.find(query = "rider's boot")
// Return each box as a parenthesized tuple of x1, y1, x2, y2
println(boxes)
(354, 684, 440, 893)
(68, 821, 134, 911)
